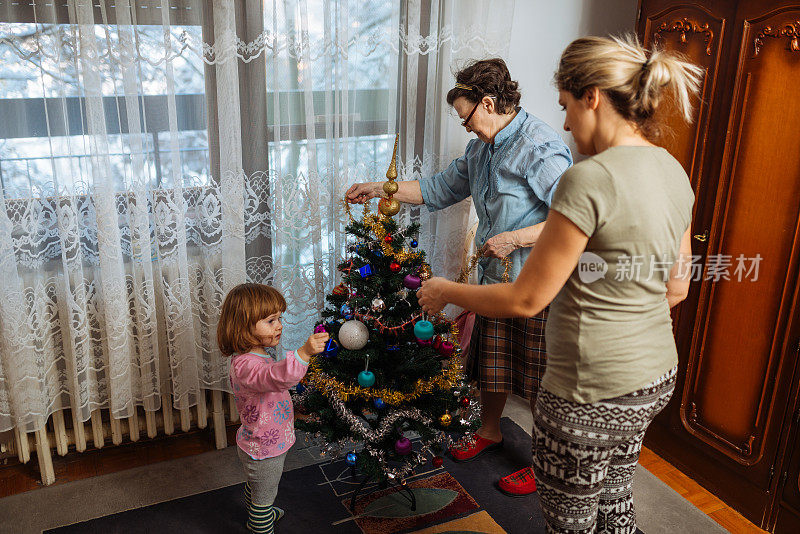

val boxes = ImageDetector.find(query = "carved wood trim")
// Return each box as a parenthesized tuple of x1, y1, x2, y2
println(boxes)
(654, 17, 715, 55)
(754, 20, 800, 56)
(680, 74, 760, 466)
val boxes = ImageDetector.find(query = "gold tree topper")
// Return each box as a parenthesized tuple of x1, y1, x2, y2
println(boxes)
(379, 134, 401, 216)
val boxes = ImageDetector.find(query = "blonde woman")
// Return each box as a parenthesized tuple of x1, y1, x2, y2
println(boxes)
(418, 35, 702, 533)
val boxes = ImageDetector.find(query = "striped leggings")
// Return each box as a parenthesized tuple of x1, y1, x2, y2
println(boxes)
(532, 367, 677, 534)
(237, 447, 286, 533)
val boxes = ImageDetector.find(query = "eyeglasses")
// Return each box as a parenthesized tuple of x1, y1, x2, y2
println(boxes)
(460, 96, 496, 128)
(461, 100, 481, 127)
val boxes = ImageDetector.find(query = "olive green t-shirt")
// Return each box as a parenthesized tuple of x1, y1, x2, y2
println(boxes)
(543, 146, 694, 403)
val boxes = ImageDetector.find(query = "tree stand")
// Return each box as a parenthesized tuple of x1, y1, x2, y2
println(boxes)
(349, 466, 417, 512)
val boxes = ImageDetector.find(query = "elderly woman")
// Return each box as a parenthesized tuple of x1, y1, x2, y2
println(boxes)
(346, 58, 571, 496)
(418, 36, 701, 532)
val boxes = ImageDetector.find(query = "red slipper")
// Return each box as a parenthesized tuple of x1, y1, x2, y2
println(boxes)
(497, 466, 537, 496)
(449, 433, 503, 462)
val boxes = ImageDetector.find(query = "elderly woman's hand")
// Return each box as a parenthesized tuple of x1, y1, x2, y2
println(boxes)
(345, 182, 382, 204)
(417, 277, 451, 314)
(481, 230, 520, 258)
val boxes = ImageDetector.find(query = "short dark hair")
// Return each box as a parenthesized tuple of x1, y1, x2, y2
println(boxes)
(446, 58, 521, 114)
(217, 283, 287, 356)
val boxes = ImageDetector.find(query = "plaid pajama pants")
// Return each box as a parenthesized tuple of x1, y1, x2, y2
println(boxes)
(465, 308, 548, 400)
(532, 366, 677, 534)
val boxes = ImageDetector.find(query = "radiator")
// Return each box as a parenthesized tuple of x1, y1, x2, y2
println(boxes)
(0, 389, 240, 486)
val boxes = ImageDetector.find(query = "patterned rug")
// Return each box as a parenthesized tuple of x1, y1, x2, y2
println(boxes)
(46, 418, 640, 533)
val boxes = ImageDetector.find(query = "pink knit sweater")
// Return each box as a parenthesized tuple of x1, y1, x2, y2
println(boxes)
(229, 350, 309, 459)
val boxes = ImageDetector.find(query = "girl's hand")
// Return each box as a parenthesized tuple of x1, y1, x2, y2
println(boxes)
(417, 277, 450, 315)
(481, 231, 519, 259)
(297, 333, 330, 362)
(346, 182, 382, 204)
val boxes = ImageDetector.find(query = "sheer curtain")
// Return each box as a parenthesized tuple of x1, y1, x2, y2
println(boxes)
(397, 0, 515, 300)
(0, 0, 514, 436)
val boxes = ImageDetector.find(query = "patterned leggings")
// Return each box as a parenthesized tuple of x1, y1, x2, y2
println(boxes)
(532, 367, 677, 534)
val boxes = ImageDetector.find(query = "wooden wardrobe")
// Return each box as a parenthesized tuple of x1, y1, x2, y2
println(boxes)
(636, 1, 800, 531)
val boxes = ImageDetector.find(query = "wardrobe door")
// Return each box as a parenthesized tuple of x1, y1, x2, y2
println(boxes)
(637, 0, 734, 342)
(636, 0, 737, 479)
(638, 1, 726, 195)
(775, 385, 800, 533)
(683, 0, 800, 472)
(639, 0, 800, 526)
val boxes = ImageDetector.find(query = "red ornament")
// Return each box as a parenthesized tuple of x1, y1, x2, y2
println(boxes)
(432, 335, 442, 351)
(384, 235, 393, 243)
(432, 456, 444, 468)
(332, 283, 348, 296)
(390, 262, 401, 273)
(460, 396, 470, 408)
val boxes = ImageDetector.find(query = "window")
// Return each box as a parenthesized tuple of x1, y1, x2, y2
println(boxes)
(0, 13, 207, 197)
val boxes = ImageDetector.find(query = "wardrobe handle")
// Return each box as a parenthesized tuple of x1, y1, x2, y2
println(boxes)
(693, 230, 708, 242)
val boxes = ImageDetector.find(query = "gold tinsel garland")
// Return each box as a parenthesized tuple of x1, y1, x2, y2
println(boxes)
(342, 198, 423, 265)
(458, 252, 512, 284)
(305, 317, 462, 405)
(305, 342, 465, 405)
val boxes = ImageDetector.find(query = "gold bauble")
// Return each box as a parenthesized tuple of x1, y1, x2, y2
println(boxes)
(379, 197, 401, 217)
(418, 263, 432, 281)
(439, 413, 452, 427)
(383, 180, 399, 196)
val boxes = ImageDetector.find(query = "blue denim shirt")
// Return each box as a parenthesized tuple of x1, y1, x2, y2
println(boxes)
(419, 108, 572, 284)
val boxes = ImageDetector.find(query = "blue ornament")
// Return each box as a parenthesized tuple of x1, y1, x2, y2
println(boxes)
(410, 239, 418, 248)
(358, 370, 376, 387)
(295, 383, 306, 395)
(413, 320, 435, 340)
(358, 265, 373, 278)
(376, 250, 383, 257)
(346, 452, 357, 466)
(340, 304, 352, 316)
(323, 339, 339, 358)
(373, 398, 385, 410)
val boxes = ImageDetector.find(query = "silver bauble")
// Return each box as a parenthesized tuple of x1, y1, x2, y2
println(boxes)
(338, 319, 369, 350)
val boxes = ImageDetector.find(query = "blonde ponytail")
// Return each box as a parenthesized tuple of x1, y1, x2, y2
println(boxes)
(555, 34, 704, 139)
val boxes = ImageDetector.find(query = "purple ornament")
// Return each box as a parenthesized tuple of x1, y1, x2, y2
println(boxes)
(314, 324, 327, 334)
(438, 340, 455, 358)
(416, 337, 432, 347)
(403, 274, 422, 290)
(394, 437, 412, 456)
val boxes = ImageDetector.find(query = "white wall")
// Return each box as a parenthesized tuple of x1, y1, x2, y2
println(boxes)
(506, 0, 639, 155)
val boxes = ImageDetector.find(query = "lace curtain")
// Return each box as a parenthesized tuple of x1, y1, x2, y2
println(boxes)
(0, 0, 514, 435)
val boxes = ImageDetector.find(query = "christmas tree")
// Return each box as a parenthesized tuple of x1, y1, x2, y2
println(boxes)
(293, 137, 479, 484)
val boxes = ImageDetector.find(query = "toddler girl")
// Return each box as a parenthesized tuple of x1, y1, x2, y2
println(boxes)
(218, 283, 328, 533)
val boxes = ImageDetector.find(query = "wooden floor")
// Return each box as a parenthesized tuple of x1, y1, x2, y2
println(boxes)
(638, 447, 767, 533)
(0, 426, 238, 498)
(0, 434, 769, 533)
